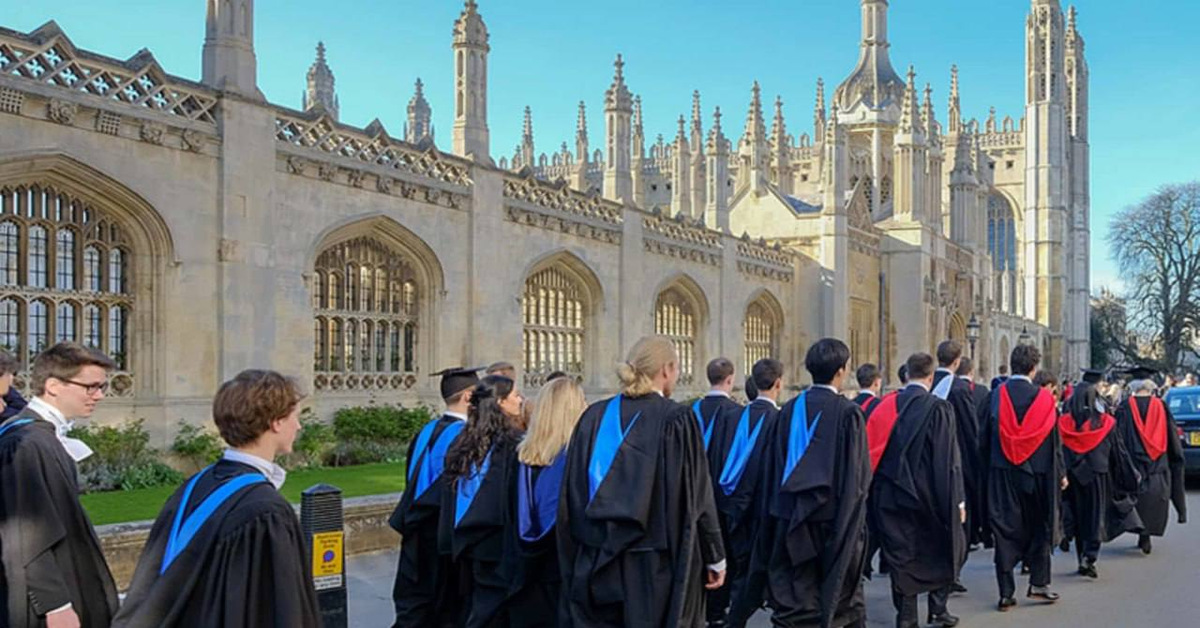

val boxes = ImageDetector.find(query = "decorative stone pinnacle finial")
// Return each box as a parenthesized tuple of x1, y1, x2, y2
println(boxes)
(316, 42, 326, 63)
(414, 78, 424, 96)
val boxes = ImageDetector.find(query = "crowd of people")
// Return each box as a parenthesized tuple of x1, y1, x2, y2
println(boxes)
(0, 336, 1189, 628)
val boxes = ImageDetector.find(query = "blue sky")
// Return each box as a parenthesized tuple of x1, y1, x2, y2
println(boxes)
(6, 0, 1198, 292)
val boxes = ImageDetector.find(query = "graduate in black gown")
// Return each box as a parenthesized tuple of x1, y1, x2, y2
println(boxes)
(691, 358, 745, 627)
(956, 357, 993, 549)
(0, 342, 119, 628)
(1058, 378, 1140, 578)
(931, 341, 981, 585)
(114, 370, 319, 627)
(1114, 367, 1187, 554)
(0, 350, 29, 421)
(852, 364, 882, 417)
(718, 359, 783, 627)
(390, 367, 482, 628)
(559, 336, 725, 627)
(872, 353, 965, 628)
(979, 344, 1064, 612)
(739, 339, 869, 628)
(505, 377, 587, 627)
(441, 375, 526, 627)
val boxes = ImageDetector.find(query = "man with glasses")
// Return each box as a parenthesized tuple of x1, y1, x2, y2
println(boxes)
(0, 342, 119, 628)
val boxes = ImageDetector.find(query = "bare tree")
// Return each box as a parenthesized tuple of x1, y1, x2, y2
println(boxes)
(1107, 182, 1200, 372)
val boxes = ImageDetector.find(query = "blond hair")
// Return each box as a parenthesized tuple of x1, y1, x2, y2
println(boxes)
(616, 336, 678, 397)
(518, 377, 587, 466)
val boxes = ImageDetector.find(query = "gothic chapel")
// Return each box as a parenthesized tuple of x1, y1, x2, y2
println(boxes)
(0, 0, 1088, 430)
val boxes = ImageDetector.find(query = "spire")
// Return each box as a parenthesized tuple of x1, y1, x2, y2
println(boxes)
(202, 0, 259, 96)
(453, 0, 489, 49)
(948, 65, 962, 134)
(575, 101, 588, 145)
(922, 83, 937, 139)
(672, 115, 692, 217)
(899, 66, 922, 134)
(405, 78, 433, 144)
(676, 115, 688, 143)
(632, 95, 645, 160)
(833, 0, 903, 111)
(452, 0, 490, 161)
(707, 107, 725, 152)
(771, 95, 788, 149)
(705, 106, 731, 231)
(303, 41, 338, 120)
(520, 106, 535, 168)
(813, 78, 827, 144)
(743, 81, 766, 142)
(690, 90, 704, 152)
(605, 54, 633, 112)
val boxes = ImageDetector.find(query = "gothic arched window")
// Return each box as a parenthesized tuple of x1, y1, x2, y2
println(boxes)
(0, 184, 135, 386)
(988, 194, 1018, 312)
(744, 298, 781, 370)
(313, 236, 420, 392)
(655, 288, 699, 386)
(522, 265, 587, 387)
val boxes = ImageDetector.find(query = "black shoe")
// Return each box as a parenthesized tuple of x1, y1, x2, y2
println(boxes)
(997, 598, 1017, 612)
(1076, 563, 1098, 578)
(1027, 586, 1060, 602)
(1020, 564, 1030, 575)
(927, 612, 960, 627)
(950, 581, 968, 594)
(1138, 535, 1152, 555)
(1059, 538, 1071, 552)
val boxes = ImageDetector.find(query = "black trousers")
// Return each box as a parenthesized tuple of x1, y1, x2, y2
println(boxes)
(996, 548, 1050, 599)
(890, 580, 949, 628)
(1076, 539, 1101, 565)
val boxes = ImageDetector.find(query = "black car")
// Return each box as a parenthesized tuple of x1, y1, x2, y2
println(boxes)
(1165, 386, 1200, 475)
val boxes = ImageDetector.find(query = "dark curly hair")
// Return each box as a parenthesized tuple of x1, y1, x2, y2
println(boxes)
(444, 375, 520, 479)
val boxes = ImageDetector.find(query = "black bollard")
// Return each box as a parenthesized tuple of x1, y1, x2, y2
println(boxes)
(302, 483, 348, 628)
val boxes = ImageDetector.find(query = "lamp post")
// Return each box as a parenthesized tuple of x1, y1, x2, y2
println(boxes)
(966, 313, 981, 359)
(1018, 324, 1032, 346)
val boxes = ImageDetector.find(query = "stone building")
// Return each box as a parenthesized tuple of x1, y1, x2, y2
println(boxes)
(0, 0, 1089, 433)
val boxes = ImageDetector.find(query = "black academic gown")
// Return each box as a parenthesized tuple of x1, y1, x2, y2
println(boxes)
(440, 433, 521, 628)
(0, 411, 118, 628)
(1059, 413, 1140, 557)
(739, 388, 869, 628)
(1116, 396, 1187, 536)
(871, 385, 965, 597)
(933, 370, 985, 548)
(852, 392, 881, 417)
(979, 379, 1063, 587)
(389, 414, 466, 628)
(112, 459, 319, 628)
(503, 449, 568, 628)
(558, 393, 724, 628)
(708, 398, 777, 624)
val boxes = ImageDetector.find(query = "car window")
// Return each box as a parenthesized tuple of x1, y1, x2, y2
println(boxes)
(1168, 392, 1200, 414)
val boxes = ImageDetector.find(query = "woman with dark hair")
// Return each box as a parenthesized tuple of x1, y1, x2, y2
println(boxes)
(441, 375, 525, 627)
(0, 350, 27, 420)
(1058, 384, 1139, 578)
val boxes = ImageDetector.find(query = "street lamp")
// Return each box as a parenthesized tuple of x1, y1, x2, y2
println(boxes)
(1018, 324, 1032, 346)
(966, 313, 981, 359)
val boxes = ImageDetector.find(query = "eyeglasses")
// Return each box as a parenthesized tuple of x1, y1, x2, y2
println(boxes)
(61, 379, 110, 395)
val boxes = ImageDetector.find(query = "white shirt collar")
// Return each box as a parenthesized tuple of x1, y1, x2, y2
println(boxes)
(444, 411, 468, 422)
(957, 375, 973, 381)
(1010, 374, 1033, 383)
(752, 396, 780, 410)
(705, 390, 730, 399)
(222, 449, 288, 489)
(858, 389, 878, 398)
(28, 397, 94, 462)
(813, 384, 840, 395)
(905, 381, 931, 391)
(936, 367, 954, 374)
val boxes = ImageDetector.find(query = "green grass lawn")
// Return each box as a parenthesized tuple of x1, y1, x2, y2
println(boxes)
(81, 461, 406, 526)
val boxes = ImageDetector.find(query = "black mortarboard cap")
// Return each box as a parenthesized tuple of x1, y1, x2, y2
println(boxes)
(1122, 365, 1159, 381)
(1080, 368, 1104, 384)
(432, 366, 485, 399)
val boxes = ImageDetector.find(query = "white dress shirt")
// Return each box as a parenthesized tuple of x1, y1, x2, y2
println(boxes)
(27, 397, 93, 462)
(222, 449, 287, 489)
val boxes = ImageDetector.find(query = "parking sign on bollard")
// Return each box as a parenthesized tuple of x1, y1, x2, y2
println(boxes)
(302, 484, 348, 628)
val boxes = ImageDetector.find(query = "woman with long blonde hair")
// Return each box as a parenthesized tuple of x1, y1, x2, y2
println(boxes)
(557, 336, 726, 627)
(502, 377, 587, 627)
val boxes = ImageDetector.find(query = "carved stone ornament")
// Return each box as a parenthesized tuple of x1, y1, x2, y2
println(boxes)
(181, 129, 204, 152)
(46, 99, 78, 125)
(286, 155, 307, 175)
(346, 169, 364, 188)
(139, 121, 166, 145)
(376, 176, 393, 193)
(218, 238, 240, 262)
(318, 161, 336, 182)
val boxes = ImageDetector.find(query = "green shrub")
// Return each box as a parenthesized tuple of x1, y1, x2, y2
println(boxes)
(70, 420, 184, 492)
(326, 404, 434, 466)
(171, 421, 224, 472)
(283, 409, 336, 470)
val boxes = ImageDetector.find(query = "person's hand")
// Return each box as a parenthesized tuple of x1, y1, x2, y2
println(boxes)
(960, 504, 967, 524)
(1179, 514, 1187, 525)
(705, 568, 726, 590)
(45, 608, 80, 628)
(1061, 476, 1069, 490)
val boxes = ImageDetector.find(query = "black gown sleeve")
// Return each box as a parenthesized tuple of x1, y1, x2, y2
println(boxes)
(1164, 408, 1187, 524)
(673, 404, 724, 568)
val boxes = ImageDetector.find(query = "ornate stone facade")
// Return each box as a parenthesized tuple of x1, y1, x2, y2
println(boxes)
(0, 1, 1088, 437)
